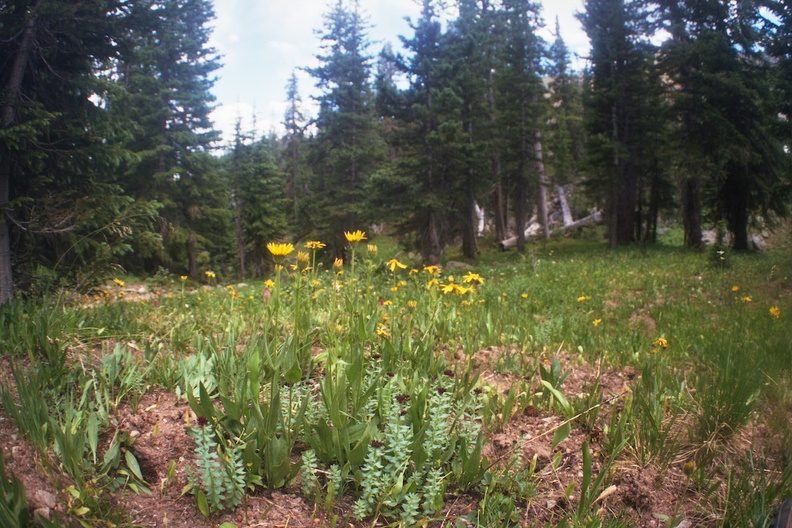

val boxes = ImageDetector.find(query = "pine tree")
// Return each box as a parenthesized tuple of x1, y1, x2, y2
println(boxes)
(496, 0, 547, 251)
(656, 0, 789, 249)
(306, 0, 385, 254)
(111, 0, 227, 276)
(579, 0, 652, 247)
(0, 0, 151, 301)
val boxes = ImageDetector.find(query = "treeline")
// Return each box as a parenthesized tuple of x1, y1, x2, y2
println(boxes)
(1, 0, 790, 303)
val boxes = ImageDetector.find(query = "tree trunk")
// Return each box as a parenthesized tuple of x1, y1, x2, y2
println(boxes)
(500, 211, 603, 249)
(0, 0, 43, 303)
(461, 168, 478, 259)
(682, 177, 703, 248)
(187, 232, 200, 279)
(555, 185, 574, 226)
(422, 210, 443, 265)
(534, 131, 550, 239)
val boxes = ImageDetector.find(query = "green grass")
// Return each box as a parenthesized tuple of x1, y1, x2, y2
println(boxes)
(1, 233, 790, 526)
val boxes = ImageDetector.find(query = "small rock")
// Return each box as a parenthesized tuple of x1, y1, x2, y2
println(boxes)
(137, 286, 148, 294)
(129, 430, 141, 439)
(33, 507, 51, 520)
(34, 489, 57, 509)
(445, 260, 473, 271)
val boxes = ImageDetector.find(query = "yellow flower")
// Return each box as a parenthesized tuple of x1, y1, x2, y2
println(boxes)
(423, 265, 441, 275)
(333, 258, 344, 268)
(367, 244, 378, 254)
(304, 240, 326, 250)
(297, 251, 310, 263)
(204, 270, 216, 279)
(382, 299, 393, 306)
(731, 285, 740, 292)
(653, 337, 668, 349)
(427, 278, 439, 289)
(344, 230, 367, 243)
(386, 258, 408, 272)
(593, 318, 602, 326)
(376, 324, 390, 338)
(409, 268, 419, 275)
(407, 300, 417, 309)
(462, 272, 484, 285)
(521, 293, 529, 299)
(267, 242, 295, 257)
(577, 295, 592, 302)
(461, 300, 472, 307)
(113, 278, 125, 287)
(180, 275, 187, 281)
(769, 306, 781, 318)
(264, 279, 275, 289)
(741, 296, 752, 303)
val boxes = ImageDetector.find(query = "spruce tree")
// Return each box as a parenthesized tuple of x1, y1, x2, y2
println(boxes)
(306, 0, 385, 254)
(111, 0, 226, 276)
(0, 0, 151, 301)
(656, 0, 789, 249)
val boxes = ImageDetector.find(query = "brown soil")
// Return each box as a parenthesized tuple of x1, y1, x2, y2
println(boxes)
(0, 346, 784, 527)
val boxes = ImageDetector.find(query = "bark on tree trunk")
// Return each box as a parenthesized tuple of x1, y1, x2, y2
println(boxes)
(682, 177, 703, 248)
(554, 185, 574, 227)
(534, 131, 550, 239)
(461, 168, 478, 259)
(0, 0, 43, 303)
(188, 232, 200, 280)
(422, 210, 443, 265)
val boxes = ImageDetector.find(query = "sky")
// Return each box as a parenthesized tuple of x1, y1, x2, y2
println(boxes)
(208, 0, 590, 147)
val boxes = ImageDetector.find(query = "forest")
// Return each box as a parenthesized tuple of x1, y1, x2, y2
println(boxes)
(1, 0, 790, 302)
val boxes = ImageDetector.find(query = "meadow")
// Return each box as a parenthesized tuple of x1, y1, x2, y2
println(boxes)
(1, 229, 790, 527)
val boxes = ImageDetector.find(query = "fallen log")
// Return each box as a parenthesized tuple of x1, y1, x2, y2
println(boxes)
(500, 210, 603, 250)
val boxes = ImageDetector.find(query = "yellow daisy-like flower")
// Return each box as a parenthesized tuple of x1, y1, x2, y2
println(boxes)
(731, 285, 740, 292)
(407, 300, 417, 309)
(769, 306, 780, 318)
(409, 268, 419, 275)
(304, 240, 326, 250)
(653, 337, 668, 349)
(741, 296, 752, 303)
(113, 278, 125, 287)
(333, 258, 344, 268)
(521, 293, 529, 299)
(427, 278, 439, 289)
(577, 295, 592, 302)
(267, 242, 295, 257)
(423, 265, 441, 275)
(367, 244, 378, 254)
(344, 230, 367, 243)
(593, 318, 602, 326)
(205, 270, 216, 279)
(462, 272, 484, 285)
(264, 279, 275, 288)
(382, 299, 393, 306)
(297, 251, 310, 263)
(376, 324, 390, 338)
(386, 258, 408, 272)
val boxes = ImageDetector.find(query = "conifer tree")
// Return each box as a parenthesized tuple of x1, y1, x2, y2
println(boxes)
(0, 0, 153, 301)
(656, 0, 789, 249)
(306, 0, 385, 254)
(111, 0, 227, 277)
(496, 0, 547, 251)
(579, 0, 652, 247)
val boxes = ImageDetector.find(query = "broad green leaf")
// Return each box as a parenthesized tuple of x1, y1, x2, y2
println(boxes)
(551, 422, 571, 450)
